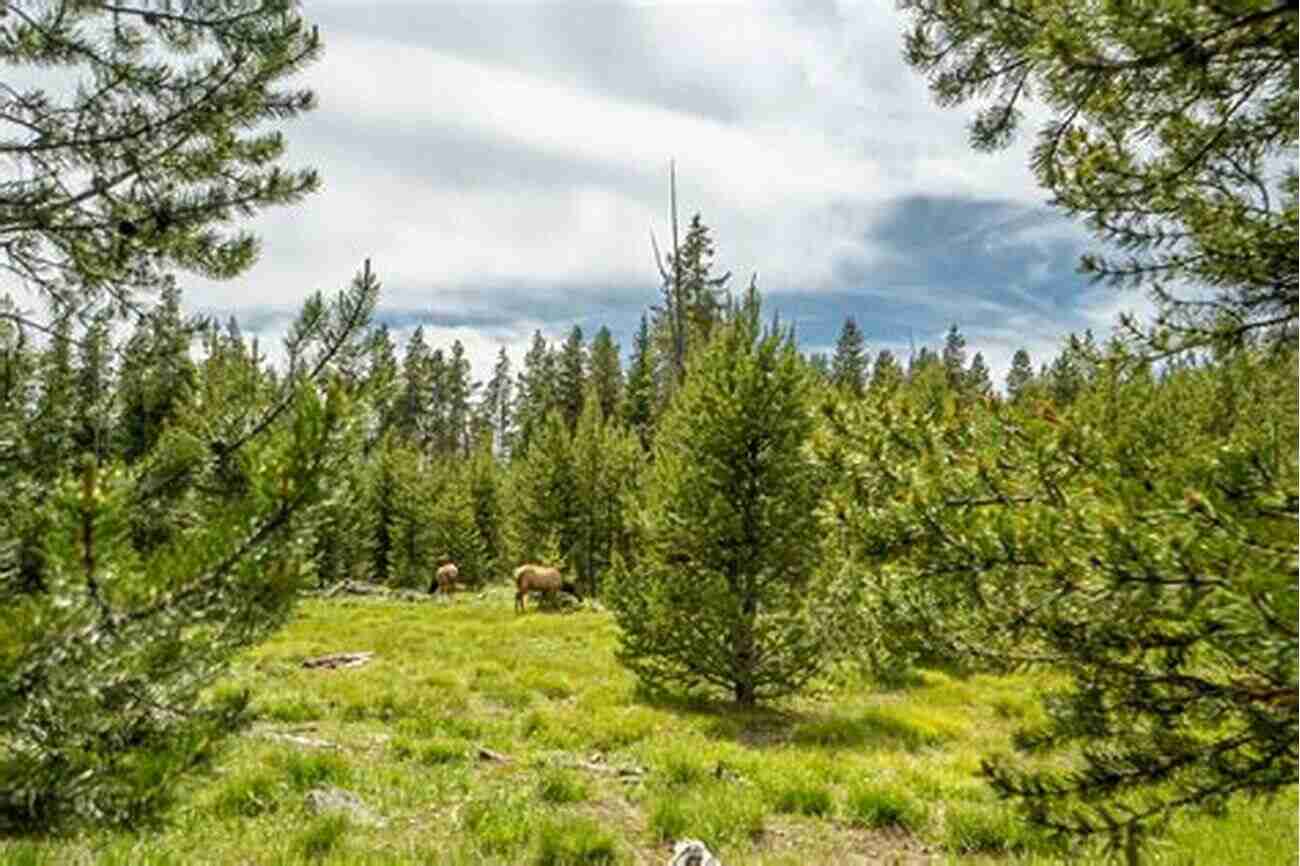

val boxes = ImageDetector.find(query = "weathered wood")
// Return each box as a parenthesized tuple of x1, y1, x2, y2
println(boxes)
(263, 731, 338, 749)
(476, 745, 512, 763)
(302, 651, 374, 670)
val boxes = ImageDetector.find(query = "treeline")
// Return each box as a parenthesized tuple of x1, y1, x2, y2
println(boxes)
(0, 214, 1101, 600)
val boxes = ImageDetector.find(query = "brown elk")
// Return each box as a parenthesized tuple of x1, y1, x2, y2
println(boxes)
(430, 560, 462, 595)
(514, 563, 581, 613)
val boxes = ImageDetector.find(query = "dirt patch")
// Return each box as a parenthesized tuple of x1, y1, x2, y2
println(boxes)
(755, 815, 936, 864)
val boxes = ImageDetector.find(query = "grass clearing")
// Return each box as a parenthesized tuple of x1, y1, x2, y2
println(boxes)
(4, 589, 1294, 865)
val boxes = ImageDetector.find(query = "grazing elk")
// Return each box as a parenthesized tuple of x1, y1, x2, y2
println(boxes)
(430, 560, 462, 596)
(514, 563, 580, 613)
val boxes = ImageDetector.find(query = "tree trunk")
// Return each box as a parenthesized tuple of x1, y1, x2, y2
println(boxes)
(733, 592, 757, 706)
(734, 680, 756, 706)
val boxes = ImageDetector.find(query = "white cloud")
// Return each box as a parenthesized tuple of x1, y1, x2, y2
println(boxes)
(158, 2, 1115, 386)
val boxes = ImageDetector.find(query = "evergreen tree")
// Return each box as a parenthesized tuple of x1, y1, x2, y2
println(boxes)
(396, 327, 432, 449)
(72, 311, 115, 461)
(869, 348, 903, 395)
(117, 281, 197, 463)
(678, 214, 731, 348)
(0, 297, 34, 424)
(363, 324, 401, 452)
(1005, 348, 1036, 403)
(820, 339, 1298, 856)
(386, 444, 436, 588)
(806, 351, 831, 382)
(831, 316, 869, 396)
(965, 351, 993, 398)
(0, 265, 378, 831)
(588, 326, 624, 422)
(426, 348, 450, 455)
(908, 345, 940, 380)
(428, 462, 491, 589)
(570, 384, 642, 598)
(898, 0, 1297, 350)
(464, 437, 505, 574)
(445, 340, 475, 456)
(557, 325, 587, 432)
(514, 330, 557, 454)
(507, 410, 578, 568)
(652, 210, 730, 395)
(608, 300, 836, 705)
(1045, 331, 1099, 407)
(479, 346, 514, 458)
(0, 1, 321, 316)
(28, 316, 76, 480)
(623, 314, 657, 451)
(0, 299, 40, 595)
(941, 323, 967, 391)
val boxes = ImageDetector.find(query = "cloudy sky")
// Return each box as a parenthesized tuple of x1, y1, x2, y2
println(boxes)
(187, 0, 1150, 386)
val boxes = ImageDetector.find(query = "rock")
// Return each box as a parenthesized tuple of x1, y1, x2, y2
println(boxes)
(669, 839, 722, 866)
(304, 786, 385, 827)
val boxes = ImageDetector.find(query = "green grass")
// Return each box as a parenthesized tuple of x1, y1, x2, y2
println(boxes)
(4, 588, 1295, 866)
(844, 783, 927, 831)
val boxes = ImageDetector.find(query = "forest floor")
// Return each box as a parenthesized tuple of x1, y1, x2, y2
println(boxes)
(5, 589, 1296, 865)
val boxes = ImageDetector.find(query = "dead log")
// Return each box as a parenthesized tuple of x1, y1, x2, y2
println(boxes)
(302, 651, 374, 670)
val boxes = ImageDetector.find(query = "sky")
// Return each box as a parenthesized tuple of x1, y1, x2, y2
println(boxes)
(183, 0, 1153, 387)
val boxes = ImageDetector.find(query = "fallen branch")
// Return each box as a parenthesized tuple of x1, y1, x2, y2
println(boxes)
(263, 731, 338, 749)
(302, 651, 374, 670)
(476, 745, 512, 763)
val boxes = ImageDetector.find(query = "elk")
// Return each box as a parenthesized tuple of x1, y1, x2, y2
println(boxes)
(514, 563, 581, 613)
(430, 560, 462, 595)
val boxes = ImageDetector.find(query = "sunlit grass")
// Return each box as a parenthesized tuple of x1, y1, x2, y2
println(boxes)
(3, 589, 1294, 866)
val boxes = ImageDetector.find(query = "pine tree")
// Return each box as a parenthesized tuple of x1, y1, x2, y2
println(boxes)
(363, 324, 401, 452)
(899, 0, 1296, 350)
(117, 281, 198, 463)
(396, 327, 432, 449)
(1005, 349, 1036, 403)
(869, 349, 903, 395)
(908, 345, 940, 380)
(966, 351, 993, 398)
(28, 316, 76, 480)
(0, 265, 378, 831)
(941, 324, 967, 391)
(806, 352, 831, 382)
(821, 337, 1298, 855)
(72, 311, 115, 461)
(678, 214, 731, 348)
(507, 410, 578, 568)
(608, 300, 836, 705)
(514, 331, 557, 454)
(588, 326, 624, 422)
(1045, 331, 1099, 407)
(0, 1, 321, 317)
(623, 314, 657, 451)
(479, 346, 514, 458)
(569, 384, 643, 598)
(445, 340, 475, 456)
(557, 325, 587, 432)
(464, 437, 505, 574)
(651, 206, 730, 395)
(831, 316, 869, 397)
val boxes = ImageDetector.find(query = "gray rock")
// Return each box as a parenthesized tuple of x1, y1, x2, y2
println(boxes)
(670, 839, 722, 866)
(304, 785, 385, 827)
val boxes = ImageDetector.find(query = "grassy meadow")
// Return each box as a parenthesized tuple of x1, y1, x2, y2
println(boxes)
(5, 591, 1295, 866)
